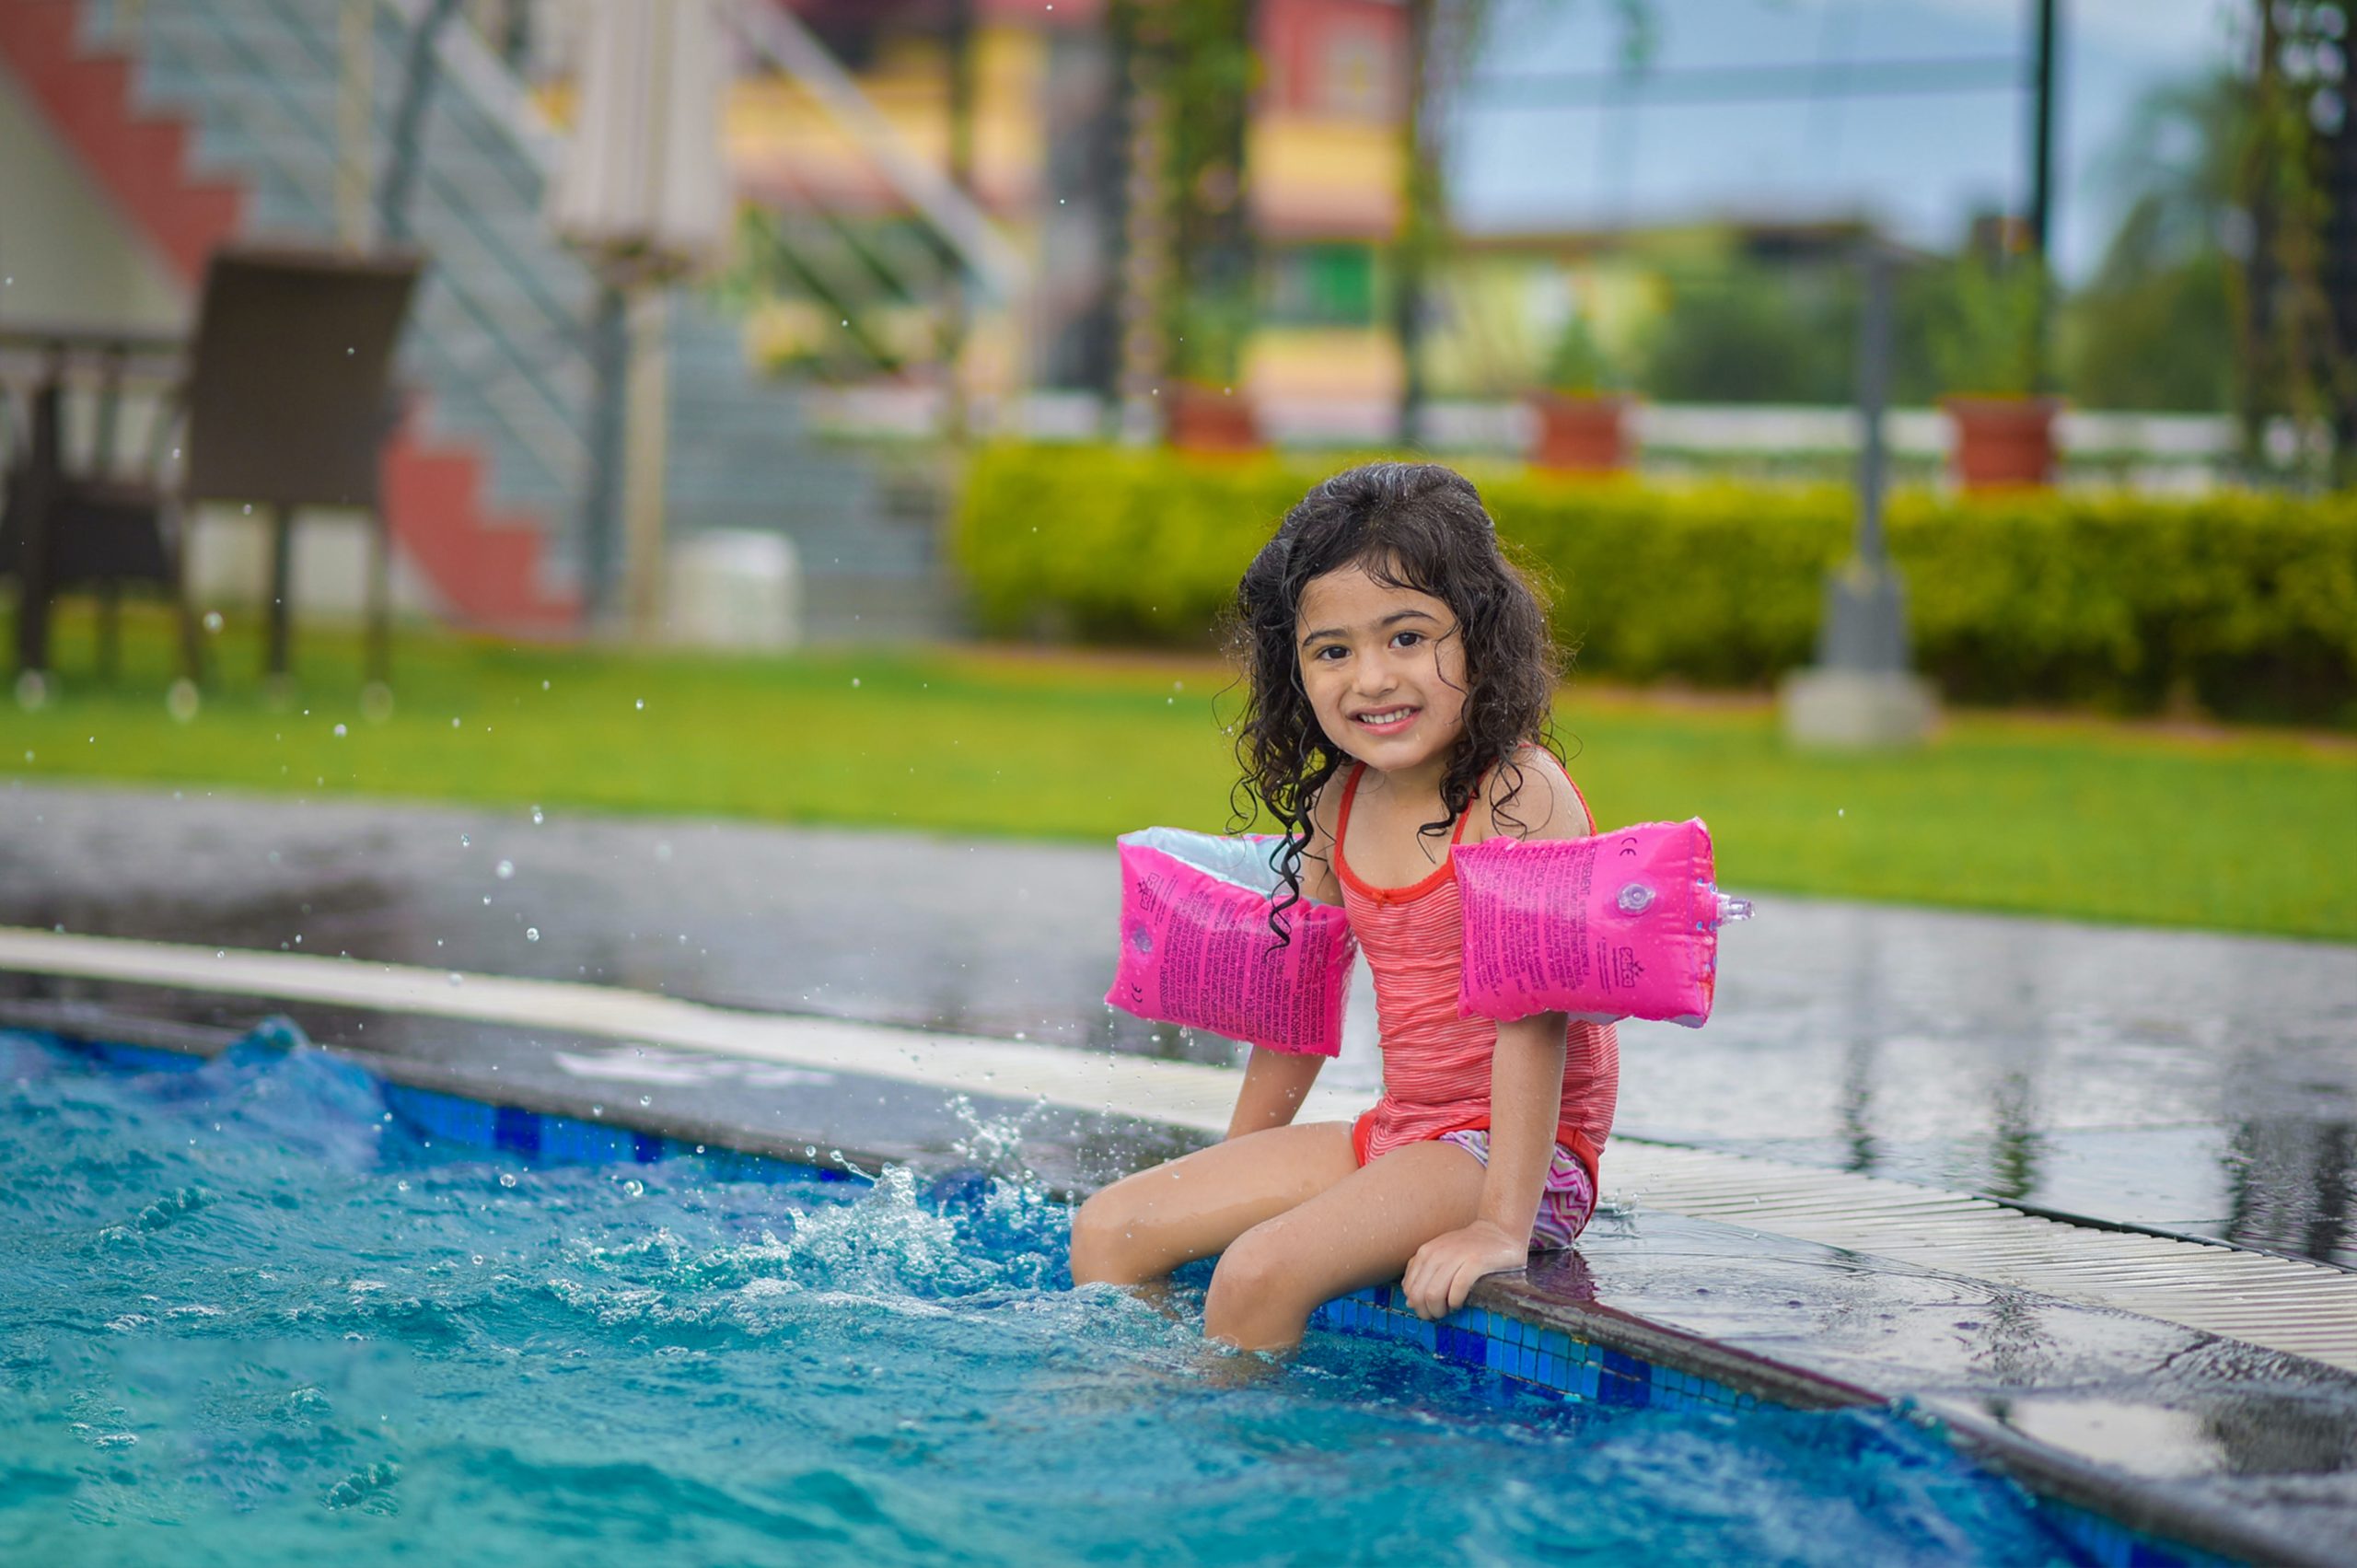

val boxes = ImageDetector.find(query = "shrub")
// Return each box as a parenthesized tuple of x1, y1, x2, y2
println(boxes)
(952, 445, 2357, 724)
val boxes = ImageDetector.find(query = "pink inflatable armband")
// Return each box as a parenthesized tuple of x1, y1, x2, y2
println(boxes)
(1455, 819, 1752, 1028)
(1107, 829, 1358, 1057)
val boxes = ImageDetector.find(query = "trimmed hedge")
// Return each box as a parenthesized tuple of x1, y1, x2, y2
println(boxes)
(953, 445, 2357, 724)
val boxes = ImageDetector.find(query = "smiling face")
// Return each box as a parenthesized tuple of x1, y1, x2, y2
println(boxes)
(1295, 560, 1469, 785)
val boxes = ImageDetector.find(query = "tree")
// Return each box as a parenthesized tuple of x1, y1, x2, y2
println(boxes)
(2056, 73, 2245, 412)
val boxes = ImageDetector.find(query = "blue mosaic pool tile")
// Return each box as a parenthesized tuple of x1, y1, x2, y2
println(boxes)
(83, 1039, 205, 1074)
(1598, 1348, 1653, 1408)
(2032, 1495, 2239, 1568)
(493, 1104, 541, 1156)
(386, 1084, 498, 1147)
(539, 1113, 643, 1164)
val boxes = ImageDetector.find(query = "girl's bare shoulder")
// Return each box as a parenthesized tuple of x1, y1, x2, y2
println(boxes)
(1467, 745, 1594, 847)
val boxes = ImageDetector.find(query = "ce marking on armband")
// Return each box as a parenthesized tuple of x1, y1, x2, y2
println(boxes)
(1619, 837, 1640, 857)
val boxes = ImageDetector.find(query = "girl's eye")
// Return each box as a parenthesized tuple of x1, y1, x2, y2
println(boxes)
(1311, 645, 1347, 662)
(1392, 632, 1424, 649)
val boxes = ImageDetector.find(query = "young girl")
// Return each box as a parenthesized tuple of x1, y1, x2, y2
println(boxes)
(1070, 461, 1619, 1353)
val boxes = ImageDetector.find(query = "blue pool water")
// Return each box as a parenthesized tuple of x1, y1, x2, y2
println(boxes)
(0, 1031, 2087, 1566)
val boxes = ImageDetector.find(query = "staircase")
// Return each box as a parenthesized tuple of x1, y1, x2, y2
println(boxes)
(2, 0, 942, 638)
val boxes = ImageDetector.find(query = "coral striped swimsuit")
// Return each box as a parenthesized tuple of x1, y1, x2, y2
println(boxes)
(1333, 761, 1621, 1192)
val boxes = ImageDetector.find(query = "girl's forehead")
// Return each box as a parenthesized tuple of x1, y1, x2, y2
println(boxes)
(1296, 563, 1447, 630)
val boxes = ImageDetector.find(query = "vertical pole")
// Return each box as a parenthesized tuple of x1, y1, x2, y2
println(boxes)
(1856, 244, 1891, 574)
(379, 0, 462, 246)
(621, 289, 670, 641)
(1115, 0, 1173, 440)
(582, 281, 629, 629)
(2026, 0, 2058, 259)
(1396, 0, 1437, 446)
(264, 505, 295, 680)
(366, 501, 391, 688)
(2026, 0, 2060, 390)
(15, 364, 62, 682)
(943, 0, 977, 441)
(338, 0, 375, 249)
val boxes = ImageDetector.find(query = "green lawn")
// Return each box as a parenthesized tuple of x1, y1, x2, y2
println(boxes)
(8, 609, 2353, 942)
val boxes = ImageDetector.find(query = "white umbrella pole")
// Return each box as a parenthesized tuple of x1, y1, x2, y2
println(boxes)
(622, 289, 671, 640)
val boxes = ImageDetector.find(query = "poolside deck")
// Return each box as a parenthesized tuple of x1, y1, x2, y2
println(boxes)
(5, 780, 2355, 1563)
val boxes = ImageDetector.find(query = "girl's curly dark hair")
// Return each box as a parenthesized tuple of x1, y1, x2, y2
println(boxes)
(1224, 461, 1565, 941)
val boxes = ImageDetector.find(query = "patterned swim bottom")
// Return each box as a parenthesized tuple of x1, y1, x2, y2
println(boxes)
(1436, 1128, 1597, 1250)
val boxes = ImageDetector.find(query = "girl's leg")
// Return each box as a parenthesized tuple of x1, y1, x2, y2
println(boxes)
(1070, 1121, 1358, 1286)
(1202, 1140, 1488, 1353)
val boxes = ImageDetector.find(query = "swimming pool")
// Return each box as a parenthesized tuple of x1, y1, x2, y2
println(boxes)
(0, 1028, 2140, 1564)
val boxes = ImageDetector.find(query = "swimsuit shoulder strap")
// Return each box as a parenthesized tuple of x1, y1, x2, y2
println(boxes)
(1334, 761, 1366, 851)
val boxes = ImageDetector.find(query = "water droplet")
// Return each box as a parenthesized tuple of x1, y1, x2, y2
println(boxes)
(634, 698, 644, 711)
(851, 678, 861, 688)
(202, 610, 224, 633)
(495, 859, 514, 880)
(447, 971, 462, 986)
(525, 926, 540, 942)
(242, 504, 251, 515)
(332, 723, 347, 738)
(498, 1172, 517, 1188)
(621, 1179, 644, 1197)
(471, 1254, 484, 1265)
(450, 716, 460, 729)
(637, 1095, 651, 1107)
(396, 1179, 410, 1192)
(530, 806, 544, 825)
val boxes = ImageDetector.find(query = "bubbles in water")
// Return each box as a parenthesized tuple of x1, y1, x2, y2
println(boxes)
(495, 859, 515, 880)
(525, 927, 540, 942)
(498, 1172, 517, 1188)
(621, 1179, 644, 1198)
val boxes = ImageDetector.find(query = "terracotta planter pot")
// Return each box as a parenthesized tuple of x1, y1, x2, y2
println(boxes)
(1528, 393, 1632, 474)
(1167, 384, 1260, 453)
(1945, 396, 2061, 489)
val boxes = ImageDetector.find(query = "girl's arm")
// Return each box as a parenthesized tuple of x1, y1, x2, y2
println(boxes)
(1401, 1015, 1565, 1317)
(1227, 772, 1347, 1142)
(1226, 1047, 1327, 1139)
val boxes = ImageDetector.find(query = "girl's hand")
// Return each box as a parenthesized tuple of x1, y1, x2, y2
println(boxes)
(1402, 1219, 1529, 1319)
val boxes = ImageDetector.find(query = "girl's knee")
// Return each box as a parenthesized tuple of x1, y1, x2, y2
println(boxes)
(1203, 1223, 1314, 1349)
(1069, 1187, 1148, 1285)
